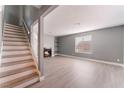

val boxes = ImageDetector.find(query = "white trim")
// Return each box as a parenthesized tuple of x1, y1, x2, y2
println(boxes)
(0, 5, 4, 66)
(40, 76, 45, 81)
(57, 53, 124, 67)
(54, 53, 58, 56)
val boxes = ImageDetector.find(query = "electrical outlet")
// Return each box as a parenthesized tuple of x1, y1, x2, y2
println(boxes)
(117, 59, 120, 62)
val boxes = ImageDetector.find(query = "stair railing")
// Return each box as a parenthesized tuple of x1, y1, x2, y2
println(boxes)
(22, 19, 41, 77)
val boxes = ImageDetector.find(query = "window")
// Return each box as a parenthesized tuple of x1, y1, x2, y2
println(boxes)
(75, 35, 92, 54)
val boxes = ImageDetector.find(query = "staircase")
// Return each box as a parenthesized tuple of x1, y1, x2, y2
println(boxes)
(0, 23, 40, 88)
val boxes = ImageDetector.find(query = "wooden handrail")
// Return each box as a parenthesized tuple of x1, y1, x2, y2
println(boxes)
(22, 19, 41, 77)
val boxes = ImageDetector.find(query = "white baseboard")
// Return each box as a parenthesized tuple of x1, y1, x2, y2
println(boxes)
(57, 53, 124, 67)
(54, 53, 58, 56)
(52, 54, 55, 57)
(40, 76, 45, 82)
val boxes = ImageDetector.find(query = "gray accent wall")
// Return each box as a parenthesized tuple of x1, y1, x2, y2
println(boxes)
(57, 26, 124, 64)
(4, 5, 21, 26)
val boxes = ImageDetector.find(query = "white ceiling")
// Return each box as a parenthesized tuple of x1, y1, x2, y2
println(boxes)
(44, 5, 124, 36)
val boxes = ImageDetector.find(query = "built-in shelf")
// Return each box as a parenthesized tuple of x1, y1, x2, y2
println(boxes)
(54, 37, 59, 54)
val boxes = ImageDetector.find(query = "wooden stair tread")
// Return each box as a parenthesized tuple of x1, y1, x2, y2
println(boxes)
(3, 45, 29, 48)
(0, 72, 38, 88)
(4, 29, 24, 33)
(1, 59, 33, 67)
(4, 28, 24, 32)
(14, 74, 39, 88)
(4, 35, 27, 39)
(5, 23, 23, 28)
(0, 66, 36, 78)
(5, 29, 24, 33)
(4, 30, 25, 34)
(1, 73, 39, 88)
(2, 53, 31, 58)
(3, 39, 28, 42)
(3, 41, 28, 43)
(2, 55, 32, 63)
(4, 32, 25, 36)
(3, 49, 30, 53)
(3, 43, 29, 46)
(4, 32, 26, 35)
(5, 26, 23, 30)
(4, 34, 27, 38)
(3, 37, 27, 41)
(2, 52, 31, 58)
(0, 68, 37, 84)
(3, 48, 29, 51)
(0, 62, 34, 73)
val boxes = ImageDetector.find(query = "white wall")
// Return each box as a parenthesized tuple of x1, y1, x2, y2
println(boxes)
(31, 21, 38, 62)
(0, 6, 3, 66)
(0, 6, 3, 49)
(0, 6, 2, 37)
(0, 11, 2, 34)
(43, 34, 55, 56)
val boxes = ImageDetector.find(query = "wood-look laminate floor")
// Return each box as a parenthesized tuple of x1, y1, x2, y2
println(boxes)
(30, 56, 124, 88)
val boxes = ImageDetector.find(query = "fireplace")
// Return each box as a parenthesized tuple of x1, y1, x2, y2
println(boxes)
(44, 48, 52, 57)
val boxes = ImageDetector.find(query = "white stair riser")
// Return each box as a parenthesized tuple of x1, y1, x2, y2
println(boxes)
(2, 50, 31, 56)
(0, 62, 34, 73)
(15, 77, 39, 88)
(0, 69, 37, 84)
(2, 56, 32, 63)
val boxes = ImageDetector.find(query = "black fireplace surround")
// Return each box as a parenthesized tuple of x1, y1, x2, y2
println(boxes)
(44, 48, 52, 57)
